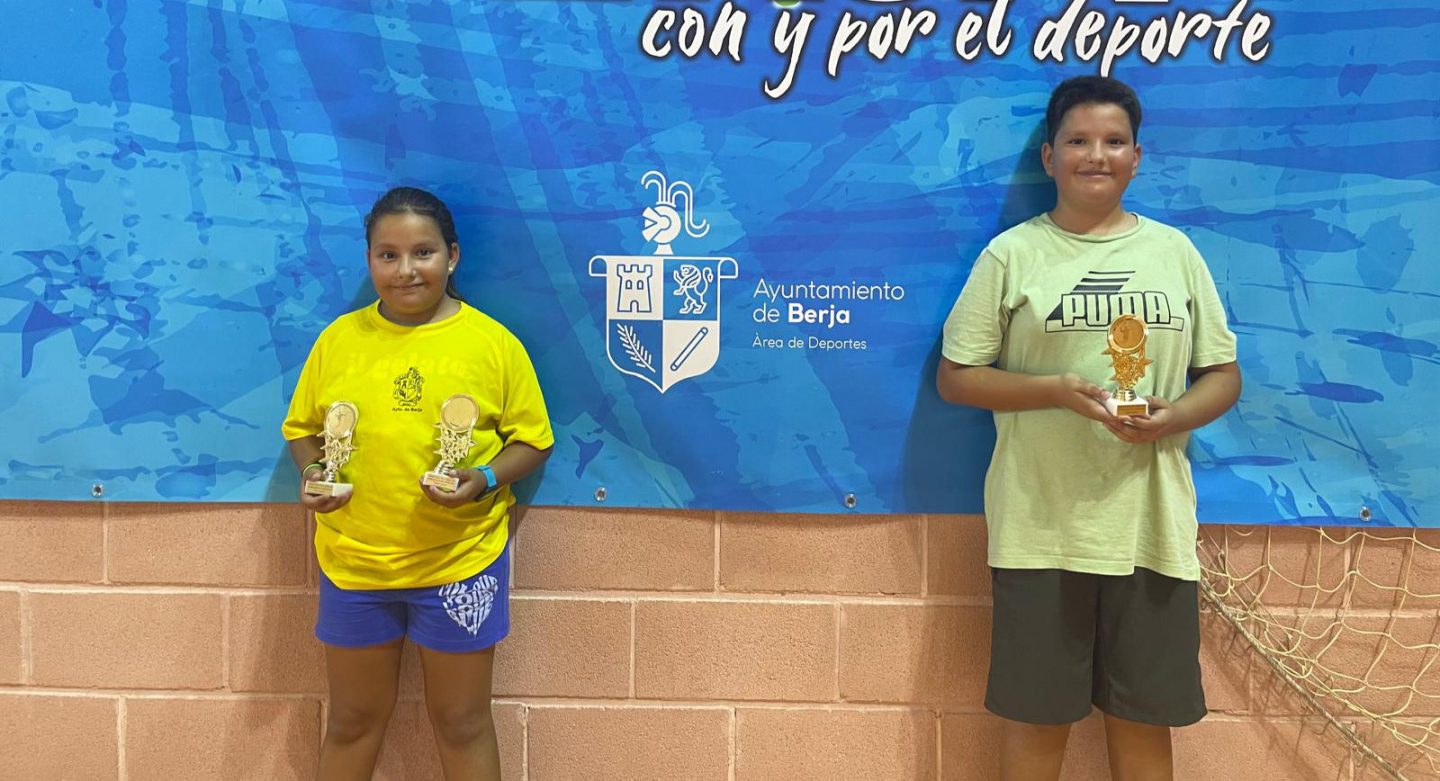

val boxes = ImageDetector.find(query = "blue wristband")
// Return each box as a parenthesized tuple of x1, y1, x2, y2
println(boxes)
(475, 464, 498, 496)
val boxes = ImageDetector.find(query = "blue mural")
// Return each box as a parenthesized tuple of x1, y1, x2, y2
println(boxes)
(1, 1, 1435, 524)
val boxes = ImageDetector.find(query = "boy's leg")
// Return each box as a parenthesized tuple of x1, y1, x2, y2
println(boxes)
(418, 645, 501, 780)
(1101, 713, 1172, 781)
(318, 639, 405, 781)
(1092, 567, 1205, 781)
(988, 568, 1101, 781)
(1001, 720, 1072, 781)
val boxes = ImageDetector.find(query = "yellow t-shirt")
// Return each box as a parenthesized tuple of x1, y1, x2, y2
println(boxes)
(282, 301, 554, 589)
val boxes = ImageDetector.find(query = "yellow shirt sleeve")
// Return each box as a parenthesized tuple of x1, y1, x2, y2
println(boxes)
(281, 330, 326, 441)
(499, 333, 555, 451)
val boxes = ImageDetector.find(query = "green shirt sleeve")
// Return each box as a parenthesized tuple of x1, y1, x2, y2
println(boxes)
(1185, 244, 1238, 368)
(941, 249, 1009, 366)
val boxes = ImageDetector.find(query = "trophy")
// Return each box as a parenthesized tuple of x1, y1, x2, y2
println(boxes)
(421, 394, 480, 492)
(304, 401, 358, 497)
(1103, 314, 1153, 417)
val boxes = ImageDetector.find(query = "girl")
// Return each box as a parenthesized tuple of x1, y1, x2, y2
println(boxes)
(283, 187, 553, 780)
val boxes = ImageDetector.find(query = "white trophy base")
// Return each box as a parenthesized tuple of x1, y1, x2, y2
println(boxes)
(304, 480, 352, 498)
(422, 469, 460, 492)
(1106, 395, 1150, 417)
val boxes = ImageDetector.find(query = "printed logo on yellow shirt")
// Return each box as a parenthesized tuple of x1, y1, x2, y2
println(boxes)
(393, 366, 425, 412)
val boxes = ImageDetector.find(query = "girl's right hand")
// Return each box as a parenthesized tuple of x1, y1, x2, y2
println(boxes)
(1053, 372, 1112, 423)
(299, 467, 353, 514)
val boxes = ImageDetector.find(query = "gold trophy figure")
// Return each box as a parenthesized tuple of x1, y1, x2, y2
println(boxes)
(305, 401, 358, 497)
(1103, 314, 1153, 417)
(422, 394, 481, 492)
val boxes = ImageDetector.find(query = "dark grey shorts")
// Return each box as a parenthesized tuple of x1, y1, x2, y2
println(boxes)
(985, 566, 1207, 727)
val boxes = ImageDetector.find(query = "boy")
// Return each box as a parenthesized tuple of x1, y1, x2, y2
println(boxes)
(936, 76, 1241, 780)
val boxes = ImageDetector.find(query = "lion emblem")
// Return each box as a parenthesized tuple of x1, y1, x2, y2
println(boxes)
(672, 263, 714, 315)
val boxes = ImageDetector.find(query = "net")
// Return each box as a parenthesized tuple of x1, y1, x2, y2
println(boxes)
(1199, 526, 1440, 780)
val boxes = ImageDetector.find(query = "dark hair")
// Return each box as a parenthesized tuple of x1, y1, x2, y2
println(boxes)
(1045, 76, 1142, 146)
(364, 186, 463, 301)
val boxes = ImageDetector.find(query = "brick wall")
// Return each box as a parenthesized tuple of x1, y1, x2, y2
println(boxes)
(0, 500, 1431, 780)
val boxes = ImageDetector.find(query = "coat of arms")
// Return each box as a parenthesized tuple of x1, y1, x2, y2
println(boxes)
(589, 171, 738, 393)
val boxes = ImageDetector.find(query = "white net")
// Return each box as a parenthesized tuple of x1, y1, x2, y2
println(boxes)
(1199, 526, 1440, 780)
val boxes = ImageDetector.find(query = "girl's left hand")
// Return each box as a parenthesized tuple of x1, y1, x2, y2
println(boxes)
(419, 467, 489, 508)
(1103, 395, 1180, 444)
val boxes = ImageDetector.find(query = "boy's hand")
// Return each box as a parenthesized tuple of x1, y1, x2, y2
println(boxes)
(1053, 372, 1112, 422)
(299, 467, 353, 514)
(420, 467, 488, 508)
(1103, 395, 1179, 444)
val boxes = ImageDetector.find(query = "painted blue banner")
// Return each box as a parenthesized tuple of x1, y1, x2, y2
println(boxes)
(1, 1, 1436, 524)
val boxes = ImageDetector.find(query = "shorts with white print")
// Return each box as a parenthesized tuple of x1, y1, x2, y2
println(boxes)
(316, 544, 510, 653)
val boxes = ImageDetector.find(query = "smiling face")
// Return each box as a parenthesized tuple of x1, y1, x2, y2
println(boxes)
(366, 211, 459, 325)
(1041, 102, 1142, 214)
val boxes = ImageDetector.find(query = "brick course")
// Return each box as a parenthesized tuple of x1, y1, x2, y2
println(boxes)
(0, 499, 1433, 780)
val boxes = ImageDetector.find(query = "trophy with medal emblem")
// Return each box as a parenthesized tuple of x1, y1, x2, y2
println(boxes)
(1103, 314, 1153, 417)
(304, 401, 358, 497)
(422, 394, 480, 492)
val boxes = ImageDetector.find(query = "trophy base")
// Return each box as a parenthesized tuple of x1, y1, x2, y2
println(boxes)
(304, 481, 352, 498)
(1106, 396, 1150, 417)
(422, 470, 460, 493)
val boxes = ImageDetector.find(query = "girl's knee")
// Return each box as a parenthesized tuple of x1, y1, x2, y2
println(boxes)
(427, 702, 495, 746)
(325, 702, 395, 745)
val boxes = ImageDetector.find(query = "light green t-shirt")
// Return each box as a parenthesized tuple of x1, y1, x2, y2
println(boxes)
(942, 214, 1237, 581)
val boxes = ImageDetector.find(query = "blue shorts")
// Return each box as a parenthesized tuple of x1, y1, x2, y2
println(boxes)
(315, 545, 511, 653)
